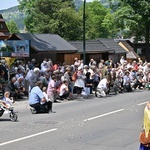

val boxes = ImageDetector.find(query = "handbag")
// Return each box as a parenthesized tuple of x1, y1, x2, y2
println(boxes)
(71, 72, 77, 81)
(139, 131, 150, 147)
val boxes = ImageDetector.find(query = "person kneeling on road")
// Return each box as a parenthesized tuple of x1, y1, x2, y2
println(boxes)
(29, 81, 53, 114)
(96, 77, 110, 97)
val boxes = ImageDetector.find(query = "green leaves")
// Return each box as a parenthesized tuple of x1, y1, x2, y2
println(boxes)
(18, 0, 82, 40)
(6, 21, 19, 34)
(79, 0, 110, 39)
(17, 0, 149, 43)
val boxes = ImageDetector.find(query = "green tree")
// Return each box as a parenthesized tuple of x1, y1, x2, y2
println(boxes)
(6, 21, 19, 34)
(112, 0, 150, 60)
(79, 0, 110, 40)
(102, 13, 118, 38)
(18, 0, 82, 40)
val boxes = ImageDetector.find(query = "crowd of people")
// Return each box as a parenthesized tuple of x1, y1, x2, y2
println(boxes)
(0, 56, 150, 113)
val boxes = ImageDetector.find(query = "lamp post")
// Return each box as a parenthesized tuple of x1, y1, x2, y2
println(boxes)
(83, 0, 86, 65)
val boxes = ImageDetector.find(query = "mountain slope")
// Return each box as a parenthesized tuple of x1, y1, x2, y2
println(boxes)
(0, 6, 26, 31)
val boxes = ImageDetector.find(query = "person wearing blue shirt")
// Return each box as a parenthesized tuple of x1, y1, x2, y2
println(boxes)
(29, 81, 53, 114)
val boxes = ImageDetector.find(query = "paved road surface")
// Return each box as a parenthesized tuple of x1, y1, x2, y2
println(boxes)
(0, 89, 149, 150)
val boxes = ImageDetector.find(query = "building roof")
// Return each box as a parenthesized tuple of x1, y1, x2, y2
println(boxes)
(118, 40, 140, 59)
(0, 14, 10, 39)
(8, 33, 77, 52)
(69, 38, 127, 54)
(98, 38, 126, 54)
(69, 40, 114, 54)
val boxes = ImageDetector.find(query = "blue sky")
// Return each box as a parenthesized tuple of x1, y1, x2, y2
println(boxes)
(0, 0, 19, 10)
(0, 0, 93, 10)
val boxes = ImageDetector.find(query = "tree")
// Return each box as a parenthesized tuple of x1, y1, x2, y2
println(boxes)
(6, 21, 19, 34)
(103, 0, 150, 60)
(79, 0, 110, 40)
(18, 0, 82, 40)
(120, 0, 150, 60)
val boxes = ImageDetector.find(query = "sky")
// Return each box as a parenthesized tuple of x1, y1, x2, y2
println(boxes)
(0, 0, 19, 10)
(0, 0, 94, 10)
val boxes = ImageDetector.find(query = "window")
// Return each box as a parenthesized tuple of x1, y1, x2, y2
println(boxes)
(0, 23, 4, 29)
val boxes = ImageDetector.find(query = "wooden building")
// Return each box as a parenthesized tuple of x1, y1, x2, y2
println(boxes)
(7, 33, 77, 64)
(69, 38, 127, 64)
(0, 14, 10, 40)
(118, 39, 140, 62)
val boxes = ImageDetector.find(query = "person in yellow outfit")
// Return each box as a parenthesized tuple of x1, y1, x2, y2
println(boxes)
(139, 102, 150, 150)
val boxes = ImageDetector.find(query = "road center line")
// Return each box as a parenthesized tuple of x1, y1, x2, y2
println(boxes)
(137, 102, 148, 106)
(83, 109, 124, 122)
(0, 128, 58, 147)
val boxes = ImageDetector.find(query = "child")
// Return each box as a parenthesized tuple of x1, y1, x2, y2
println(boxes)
(59, 80, 70, 100)
(42, 87, 55, 113)
(1, 91, 14, 109)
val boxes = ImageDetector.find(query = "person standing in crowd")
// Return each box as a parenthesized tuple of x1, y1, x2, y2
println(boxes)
(101, 62, 108, 79)
(29, 67, 40, 91)
(0, 60, 8, 81)
(47, 58, 53, 71)
(29, 58, 36, 69)
(15, 68, 24, 80)
(24, 64, 34, 92)
(39, 72, 48, 88)
(0, 70, 8, 96)
(41, 61, 49, 73)
(85, 72, 93, 94)
(74, 57, 80, 67)
(29, 81, 53, 114)
(123, 71, 132, 92)
(98, 59, 105, 69)
(47, 75, 57, 103)
(74, 66, 86, 97)
(139, 101, 150, 150)
(63, 67, 73, 99)
(89, 58, 96, 67)
(120, 56, 125, 65)
(92, 69, 101, 93)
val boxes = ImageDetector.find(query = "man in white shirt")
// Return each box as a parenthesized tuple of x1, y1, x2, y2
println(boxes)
(96, 77, 109, 97)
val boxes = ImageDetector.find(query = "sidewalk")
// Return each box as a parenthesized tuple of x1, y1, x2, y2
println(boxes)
(12, 93, 96, 111)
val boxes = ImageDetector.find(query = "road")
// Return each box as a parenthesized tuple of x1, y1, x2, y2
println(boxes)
(0, 90, 149, 150)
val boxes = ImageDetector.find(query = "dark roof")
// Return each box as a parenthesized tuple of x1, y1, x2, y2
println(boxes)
(69, 38, 126, 54)
(69, 40, 114, 54)
(98, 38, 126, 54)
(8, 33, 77, 52)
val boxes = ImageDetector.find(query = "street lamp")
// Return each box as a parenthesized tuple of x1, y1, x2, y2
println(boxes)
(83, 0, 86, 65)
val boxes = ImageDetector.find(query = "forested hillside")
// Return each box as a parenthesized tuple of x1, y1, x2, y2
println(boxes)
(0, 0, 112, 31)
(0, 6, 26, 31)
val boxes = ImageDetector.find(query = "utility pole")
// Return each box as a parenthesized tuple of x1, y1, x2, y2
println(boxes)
(83, 0, 86, 65)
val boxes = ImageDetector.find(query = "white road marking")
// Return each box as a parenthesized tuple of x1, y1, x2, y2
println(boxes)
(83, 109, 124, 122)
(0, 128, 58, 146)
(137, 102, 148, 106)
